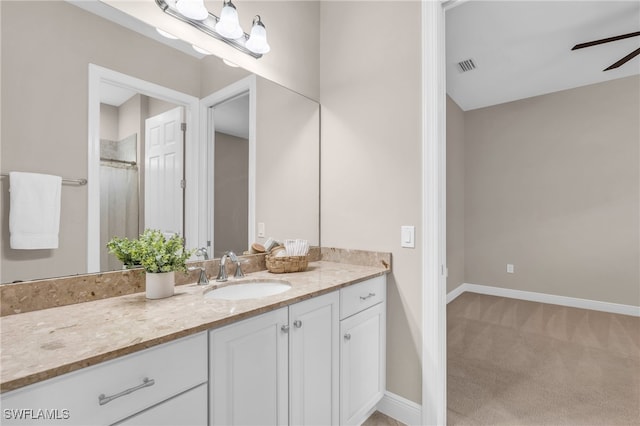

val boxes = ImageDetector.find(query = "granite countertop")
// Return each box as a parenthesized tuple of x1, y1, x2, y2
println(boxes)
(0, 261, 389, 393)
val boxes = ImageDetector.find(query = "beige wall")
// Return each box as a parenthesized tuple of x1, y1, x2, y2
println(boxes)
(320, 1, 423, 404)
(118, 95, 143, 142)
(100, 104, 119, 142)
(214, 133, 249, 257)
(463, 75, 640, 306)
(255, 77, 320, 246)
(0, 1, 201, 283)
(446, 96, 465, 293)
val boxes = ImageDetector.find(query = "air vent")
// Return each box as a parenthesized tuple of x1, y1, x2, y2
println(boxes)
(457, 58, 477, 73)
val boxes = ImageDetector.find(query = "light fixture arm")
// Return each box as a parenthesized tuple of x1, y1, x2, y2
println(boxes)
(155, 0, 263, 59)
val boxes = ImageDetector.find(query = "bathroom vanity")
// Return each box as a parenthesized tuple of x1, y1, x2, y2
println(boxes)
(0, 258, 388, 426)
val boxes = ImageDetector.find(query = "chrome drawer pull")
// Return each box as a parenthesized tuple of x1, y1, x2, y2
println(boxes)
(360, 292, 376, 301)
(293, 320, 303, 328)
(281, 324, 290, 333)
(344, 333, 351, 341)
(98, 377, 155, 406)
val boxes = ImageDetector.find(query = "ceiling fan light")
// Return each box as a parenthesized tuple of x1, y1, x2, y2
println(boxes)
(245, 16, 270, 54)
(176, 0, 208, 21)
(215, 0, 244, 39)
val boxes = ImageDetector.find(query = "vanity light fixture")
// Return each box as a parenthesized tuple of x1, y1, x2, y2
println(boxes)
(215, 0, 243, 39)
(245, 15, 270, 54)
(175, 0, 208, 21)
(155, 0, 270, 59)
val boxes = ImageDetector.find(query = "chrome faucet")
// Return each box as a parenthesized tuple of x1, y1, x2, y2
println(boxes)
(187, 247, 211, 286)
(216, 251, 245, 282)
(188, 266, 209, 285)
(194, 247, 209, 260)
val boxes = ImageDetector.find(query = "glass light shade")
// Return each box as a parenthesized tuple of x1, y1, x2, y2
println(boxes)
(176, 0, 208, 21)
(192, 45, 213, 55)
(245, 19, 270, 54)
(215, 2, 243, 39)
(156, 28, 179, 39)
(222, 59, 240, 67)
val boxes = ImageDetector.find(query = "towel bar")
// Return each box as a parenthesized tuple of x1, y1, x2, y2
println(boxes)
(0, 173, 87, 186)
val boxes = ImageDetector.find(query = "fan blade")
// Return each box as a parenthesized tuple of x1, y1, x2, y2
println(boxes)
(572, 31, 640, 50)
(604, 47, 640, 71)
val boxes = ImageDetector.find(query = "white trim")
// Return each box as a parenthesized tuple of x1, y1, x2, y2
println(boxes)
(377, 391, 422, 426)
(446, 283, 466, 304)
(87, 64, 200, 273)
(442, 0, 472, 11)
(199, 75, 257, 258)
(421, 1, 447, 425)
(447, 283, 640, 317)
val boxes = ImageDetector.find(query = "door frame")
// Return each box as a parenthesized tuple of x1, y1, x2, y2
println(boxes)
(421, 1, 449, 424)
(87, 64, 201, 273)
(199, 75, 257, 259)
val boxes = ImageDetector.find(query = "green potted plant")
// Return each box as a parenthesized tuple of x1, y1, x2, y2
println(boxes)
(106, 236, 141, 269)
(108, 229, 193, 299)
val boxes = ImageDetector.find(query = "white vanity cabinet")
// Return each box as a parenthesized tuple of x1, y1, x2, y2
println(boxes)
(289, 291, 340, 426)
(339, 276, 387, 426)
(0, 333, 208, 426)
(209, 291, 340, 426)
(114, 383, 207, 426)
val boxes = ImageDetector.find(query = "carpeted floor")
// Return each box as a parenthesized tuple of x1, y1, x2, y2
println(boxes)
(447, 292, 640, 425)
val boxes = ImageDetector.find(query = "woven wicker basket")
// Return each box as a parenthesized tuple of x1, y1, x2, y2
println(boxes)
(266, 254, 309, 273)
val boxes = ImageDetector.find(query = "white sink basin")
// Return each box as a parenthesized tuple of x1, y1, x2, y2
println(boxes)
(204, 279, 292, 300)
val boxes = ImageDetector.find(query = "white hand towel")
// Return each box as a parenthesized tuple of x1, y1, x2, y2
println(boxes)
(9, 172, 62, 249)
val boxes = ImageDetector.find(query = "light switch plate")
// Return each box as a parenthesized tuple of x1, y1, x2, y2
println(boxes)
(401, 226, 415, 248)
(258, 223, 265, 238)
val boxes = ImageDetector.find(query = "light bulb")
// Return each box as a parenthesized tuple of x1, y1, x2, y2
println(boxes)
(245, 16, 270, 54)
(215, 0, 243, 39)
(176, 0, 208, 21)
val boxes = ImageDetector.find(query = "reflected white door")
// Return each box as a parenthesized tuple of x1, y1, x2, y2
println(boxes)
(145, 107, 184, 236)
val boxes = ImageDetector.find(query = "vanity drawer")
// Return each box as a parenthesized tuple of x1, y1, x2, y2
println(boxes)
(340, 276, 386, 320)
(1, 332, 207, 426)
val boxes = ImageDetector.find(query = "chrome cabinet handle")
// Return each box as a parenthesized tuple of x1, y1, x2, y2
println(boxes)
(344, 333, 351, 341)
(98, 377, 155, 406)
(281, 324, 290, 333)
(360, 292, 376, 301)
(293, 320, 302, 328)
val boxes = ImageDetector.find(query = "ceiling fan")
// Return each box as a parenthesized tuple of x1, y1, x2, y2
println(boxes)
(572, 31, 640, 71)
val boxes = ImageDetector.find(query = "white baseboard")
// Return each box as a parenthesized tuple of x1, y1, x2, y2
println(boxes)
(377, 391, 422, 426)
(446, 283, 466, 304)
(447, 283, 640, 317)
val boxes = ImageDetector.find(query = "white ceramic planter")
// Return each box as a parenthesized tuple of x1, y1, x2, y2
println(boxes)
(145, 271, 175, 299)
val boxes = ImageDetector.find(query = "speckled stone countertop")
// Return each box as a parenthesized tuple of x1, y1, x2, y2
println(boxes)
(0, 260, 389, 393)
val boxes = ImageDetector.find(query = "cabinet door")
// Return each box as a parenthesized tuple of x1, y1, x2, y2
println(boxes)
(114, 384, 207, 426)
(289, 291, 339, 426)
(340, 302, 386, 426)
(209, 308, 289, 426)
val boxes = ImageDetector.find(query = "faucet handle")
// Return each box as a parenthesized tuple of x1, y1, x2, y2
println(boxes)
(234, 260, 245, 278)
(188, 266, 209, 285)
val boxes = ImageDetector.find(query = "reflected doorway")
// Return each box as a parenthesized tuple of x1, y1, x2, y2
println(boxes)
(99, 84, 182, 269)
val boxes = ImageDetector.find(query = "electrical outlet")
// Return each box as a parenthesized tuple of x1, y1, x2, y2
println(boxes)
(506, 264, 515, 274)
